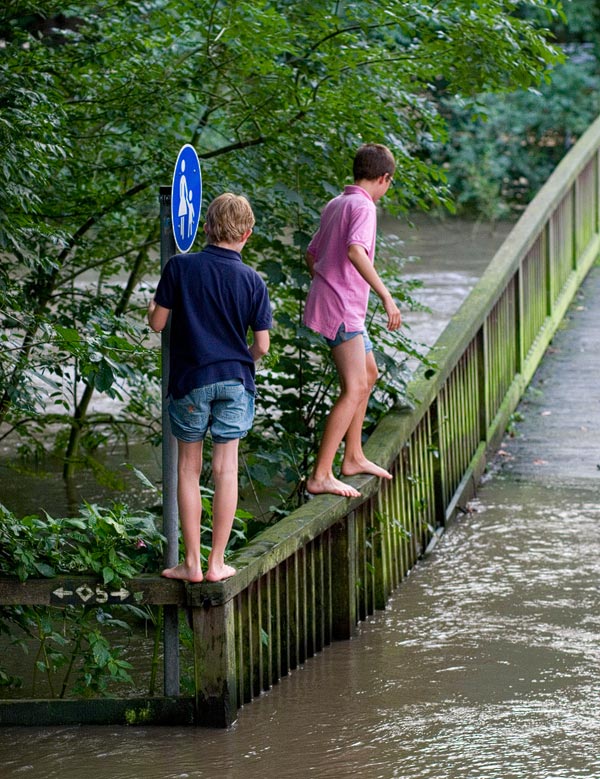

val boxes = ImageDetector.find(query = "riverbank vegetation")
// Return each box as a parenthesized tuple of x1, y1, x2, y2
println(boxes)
(435, 0, 600, 220)
(0, 0, 596, 700)
(0, 1, 596, 522)
(0, 501, 165, 696)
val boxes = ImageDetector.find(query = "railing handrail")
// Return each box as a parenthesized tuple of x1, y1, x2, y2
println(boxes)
(195, 111, 600, 606)
(2, 113, 600, 728)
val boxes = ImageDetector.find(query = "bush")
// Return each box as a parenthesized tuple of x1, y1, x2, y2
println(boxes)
(0, 501, 165, 698)
(435, 48, 600, 219)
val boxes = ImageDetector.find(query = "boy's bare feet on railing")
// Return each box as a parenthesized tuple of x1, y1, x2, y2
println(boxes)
(161, 563, 204, 583)
(306, 475, 361, 498)
(342, 457, 392, 480)
(205, 563, 237, 582)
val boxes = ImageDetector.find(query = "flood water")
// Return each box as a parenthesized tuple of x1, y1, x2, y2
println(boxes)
(0, 214, 513, 519)
(15, 214, 596, 777)
(1, 479, 598, 778)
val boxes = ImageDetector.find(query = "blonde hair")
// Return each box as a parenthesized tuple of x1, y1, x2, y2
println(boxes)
(204, 193, 255, 244)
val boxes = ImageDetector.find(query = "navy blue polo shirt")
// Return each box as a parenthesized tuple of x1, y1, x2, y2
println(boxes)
(154, 245, 272, 399)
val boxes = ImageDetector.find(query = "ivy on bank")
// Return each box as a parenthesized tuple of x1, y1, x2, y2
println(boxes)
(0, 491, 255, 698)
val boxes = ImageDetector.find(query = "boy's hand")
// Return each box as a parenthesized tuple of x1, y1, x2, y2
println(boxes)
(383, 295, 401, 331)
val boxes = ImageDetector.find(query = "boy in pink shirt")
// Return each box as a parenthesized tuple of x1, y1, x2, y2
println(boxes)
(304, 143, 401, 498)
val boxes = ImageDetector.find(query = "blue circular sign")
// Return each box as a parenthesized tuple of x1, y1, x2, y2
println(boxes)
(171, 144, 202, 253)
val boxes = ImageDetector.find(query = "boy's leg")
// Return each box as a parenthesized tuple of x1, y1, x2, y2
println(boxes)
(162, 439, 205, 582)
(341, 350, 392, 481)
(206, 438, 239, 582)
(306, 336, 370, 498)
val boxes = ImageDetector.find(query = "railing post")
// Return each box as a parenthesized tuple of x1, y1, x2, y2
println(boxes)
(330, 513, 357, 640)
(476, 323, 489, 444)
(373, 490, 391, 610)
(159, 186, 180, 696)
(191, 599, 238, 727)
(515, 263, 524, 376)
(278, 562, 291, 677)
(546, 220, 554, 316)
(571, 182, 578, 271)
(596, 150, 600, 235)
(428, 398, 446, 527)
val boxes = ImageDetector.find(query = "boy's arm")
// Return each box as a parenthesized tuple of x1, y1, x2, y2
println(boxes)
(347, 243, 402, 331)
(249, 329, 270, 362)
(305, 249, 316, 278)
(147, 299, 171, 332)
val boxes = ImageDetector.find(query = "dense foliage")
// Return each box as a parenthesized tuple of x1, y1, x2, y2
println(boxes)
(436, 16, 600, 219)
(0, 1, 568, 516)
(0, 502, 165, 696)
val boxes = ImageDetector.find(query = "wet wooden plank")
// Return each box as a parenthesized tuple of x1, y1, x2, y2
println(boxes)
(192, 599, 238, 727)
(0, 697, 195, 727)
(0, 575, 186, 606)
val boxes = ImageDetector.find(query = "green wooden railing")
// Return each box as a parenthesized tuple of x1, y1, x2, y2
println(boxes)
(1, 115, 599, 727)
(186, 113, 600, 725)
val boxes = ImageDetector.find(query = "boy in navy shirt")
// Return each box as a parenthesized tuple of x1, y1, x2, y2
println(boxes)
(148, 193, 272, 582)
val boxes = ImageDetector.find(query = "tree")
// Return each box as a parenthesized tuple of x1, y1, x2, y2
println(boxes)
(0, 1, 562, 510)
(434, 0, 600, 218)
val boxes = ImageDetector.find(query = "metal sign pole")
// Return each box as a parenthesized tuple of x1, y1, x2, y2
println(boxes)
(159, 185, 180, 696)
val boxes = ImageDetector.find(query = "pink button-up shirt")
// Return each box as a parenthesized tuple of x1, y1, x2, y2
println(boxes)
(304, 185, 377, 339)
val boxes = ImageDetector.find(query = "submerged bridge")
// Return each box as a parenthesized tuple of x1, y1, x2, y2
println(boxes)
(1, 115, 600, 728)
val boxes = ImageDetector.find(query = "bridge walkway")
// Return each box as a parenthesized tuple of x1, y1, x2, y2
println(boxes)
(495, 261, 600, 486)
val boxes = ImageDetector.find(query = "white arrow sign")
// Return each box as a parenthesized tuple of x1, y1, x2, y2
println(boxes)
(52, 587, 74, 600)
(110, 588, 131, 601)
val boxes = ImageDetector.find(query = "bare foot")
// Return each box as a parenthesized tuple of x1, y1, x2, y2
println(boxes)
(205, 563, 237, 582)
(306, 475, 361, 498)
(161, 563, 204, 583)
(342, 457, 393, 480)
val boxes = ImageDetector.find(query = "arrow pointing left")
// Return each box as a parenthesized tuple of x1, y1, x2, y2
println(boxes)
(52, 587, 74, 600)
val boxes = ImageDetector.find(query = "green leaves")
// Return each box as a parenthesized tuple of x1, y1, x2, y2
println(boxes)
(435, 49, 600, 218)
(0, 1, 566, 500)
(0, 501, 165, 584)
(0, 501, 165, 698)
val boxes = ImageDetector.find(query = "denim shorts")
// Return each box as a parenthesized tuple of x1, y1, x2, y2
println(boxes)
(324, 323, 373, 353)
(168, 380, 255, 443)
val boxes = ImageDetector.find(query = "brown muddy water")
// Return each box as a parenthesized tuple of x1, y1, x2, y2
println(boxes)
(1, 479, 598, 778)
(16, 215, 598, 777)
(0, 214, 513, 519)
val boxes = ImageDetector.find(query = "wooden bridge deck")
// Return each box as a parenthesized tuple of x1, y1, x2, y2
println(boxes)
(495, 261, 600, 488)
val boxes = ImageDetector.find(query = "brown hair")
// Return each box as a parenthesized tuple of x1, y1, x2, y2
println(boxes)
(353, 143, 396, 181)
(205, 193, 255, 244)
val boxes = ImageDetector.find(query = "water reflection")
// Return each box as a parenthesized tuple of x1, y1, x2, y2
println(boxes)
(380, 213, 514, 347)
(1, 481, 598, 778)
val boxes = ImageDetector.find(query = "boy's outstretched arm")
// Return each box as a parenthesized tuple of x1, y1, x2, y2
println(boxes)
(347, 244, 401, 331)
(249, 329, 270, 362)
(147, 299, 170, 332)
(305, 249, 316, 278)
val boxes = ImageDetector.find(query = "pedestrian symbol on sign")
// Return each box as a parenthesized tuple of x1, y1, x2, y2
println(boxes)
(171, 144, 202, 253)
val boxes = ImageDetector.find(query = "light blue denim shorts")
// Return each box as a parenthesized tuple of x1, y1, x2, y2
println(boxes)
(168, 380, 255, 443)
(324, 323, 373, 353)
